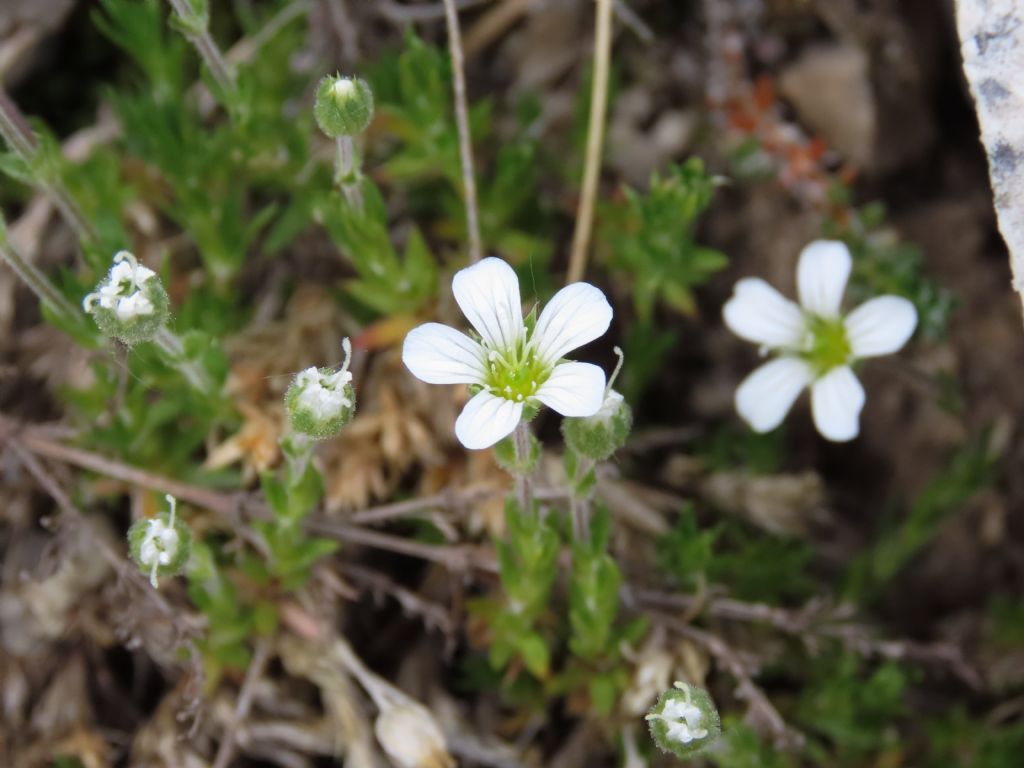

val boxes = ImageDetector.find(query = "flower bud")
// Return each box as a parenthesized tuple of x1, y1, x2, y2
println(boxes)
(314, 75, 374, 138)
(285, 338, 356, 439)
(645, 681, 721, 759)
(374, 703, 454, 768)
(561, 389, 632, 461)
(83, 250, 169, 345)
(127, 495, 192, 589)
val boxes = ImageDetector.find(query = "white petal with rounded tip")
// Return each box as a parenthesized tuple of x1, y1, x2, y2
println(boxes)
(844, 295, 918, 358)
(811, 365, 865, 442)
(452, 257, 524, 350)
(723, 278, 807, 348)
(403, 323, 486, 385)
(454, 390, 524, 449)
(535, 361, 606, 417)
(109, 260, 134, 285)
(735, 356, 813, 433)
(532, 282, 613, 364)
(797, 240, 852, 316)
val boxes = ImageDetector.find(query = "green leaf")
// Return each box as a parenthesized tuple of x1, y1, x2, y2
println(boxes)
(516, 632, 550, 678)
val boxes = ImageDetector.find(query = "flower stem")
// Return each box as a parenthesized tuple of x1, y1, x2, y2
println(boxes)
(167, 0, 237, 100)
(152, 326, 219, 397)
(0, 87, 96, 243)
(569, 455, 594, 542)
(567, 0, 614, 284)
(0, 226, 81, 327)
(335, 135, 363, 209)
(441, 0, 483, 264)
(512, 421, 533, 513)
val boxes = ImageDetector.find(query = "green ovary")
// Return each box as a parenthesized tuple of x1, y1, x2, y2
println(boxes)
(803, 314, 852, 376)
(483, 344, 551, 402)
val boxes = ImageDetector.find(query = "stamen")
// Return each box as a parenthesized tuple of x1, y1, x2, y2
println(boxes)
(340, 337, 353, 374)
(607, 346, 625, 394)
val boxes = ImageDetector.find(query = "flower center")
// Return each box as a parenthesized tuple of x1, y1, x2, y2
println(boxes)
(802, 314, 851, 376)
(483, 338, 550, 402)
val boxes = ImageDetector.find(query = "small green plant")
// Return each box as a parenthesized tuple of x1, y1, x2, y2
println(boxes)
(602, 158, 727, 322)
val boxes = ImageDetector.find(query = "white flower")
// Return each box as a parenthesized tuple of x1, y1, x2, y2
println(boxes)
(83, 250, 158, 321)
(723, 240, 917, 442)
(403, 258, 613, 449)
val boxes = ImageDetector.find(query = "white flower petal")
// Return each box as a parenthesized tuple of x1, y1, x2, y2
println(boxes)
(811, 365, 865, 442)
(115, 292, 154, 320)
(403, 323, 486, 385)
(735, 356, 813, 433)
(133, 264, 157, 283)
(797, 240, 852, 317)
(109, 260, 134, 285)
(535, 361, 606, 417)
(844, 296, 918, 358)
(723, 278, 806, 348)
(532, 282, 613, 364)
(454, 390, 523, 449)
(452, 257, 524, 350)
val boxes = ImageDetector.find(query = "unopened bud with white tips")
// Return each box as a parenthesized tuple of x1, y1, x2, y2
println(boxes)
(374, 702, 454, 768)
(561, 346, 632, 461)
(314, 74, 375, 138)
(645, 681, 721, 759)
(83, 250, 169, 344)
(127, 495, 192, 589)
(285, 338, 357, 439)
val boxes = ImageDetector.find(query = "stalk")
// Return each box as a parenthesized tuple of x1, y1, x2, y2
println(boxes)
(441, 0, 483, 263)
(0, 88, 96, 243)
(167, 0, 237, 100)
(567, 0, 614, 284)
(335, 135, 363, 209)
(512, 421, 534, 513)
(0, 229, 81, 327)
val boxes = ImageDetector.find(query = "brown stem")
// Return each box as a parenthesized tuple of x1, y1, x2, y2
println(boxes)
(441, 0, 483, 263)
(566, 0, 614, 284)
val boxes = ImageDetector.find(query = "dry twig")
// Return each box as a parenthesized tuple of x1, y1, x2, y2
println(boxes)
(441, 0, 484, 264)
(212, 637, 274, 768)
(567, 0, 614, 284)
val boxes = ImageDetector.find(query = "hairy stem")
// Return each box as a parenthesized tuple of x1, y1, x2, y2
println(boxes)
(441, 0, 483, 264)
(0, 233, 81, 327)
(167, 0, 237, 98)
(0, 88, 96, 242)
(512, 421, 534, 513)
(335, 135, 364, 209)
(567, 0, 614, 284)
(569, 455, 595, 542)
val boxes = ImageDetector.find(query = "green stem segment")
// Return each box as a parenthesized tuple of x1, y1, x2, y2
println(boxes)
(167, 0, 237, 99)
(0, 229, 81, 327)
(513, 421, 534, 513)
(0, 88, 95, 243)
(335, 135, 363, 209)
(569, 455, 595, 542)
